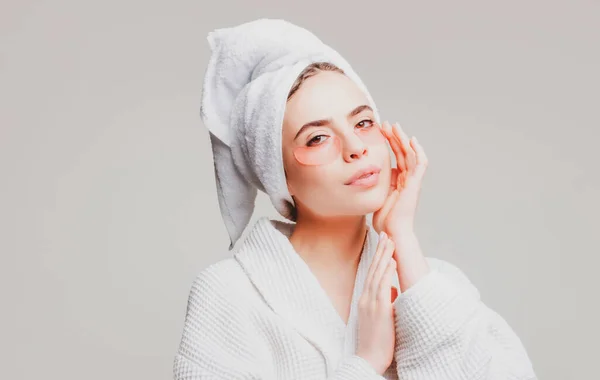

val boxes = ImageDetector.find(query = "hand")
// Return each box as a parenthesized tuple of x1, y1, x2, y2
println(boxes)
(356, 232, 398, 375)
(373, 121, 429, 235)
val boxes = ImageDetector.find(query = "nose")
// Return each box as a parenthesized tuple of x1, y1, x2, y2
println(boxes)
(342, 133, 368, 162)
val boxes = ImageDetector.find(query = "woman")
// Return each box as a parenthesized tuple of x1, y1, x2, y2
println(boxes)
(173, 19, 537, 379)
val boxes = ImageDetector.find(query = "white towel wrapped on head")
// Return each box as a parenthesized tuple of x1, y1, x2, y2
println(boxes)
(200, 18, 380, 250)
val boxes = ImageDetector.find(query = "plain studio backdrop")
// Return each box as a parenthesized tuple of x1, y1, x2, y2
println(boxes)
(1, 1, 598, 379)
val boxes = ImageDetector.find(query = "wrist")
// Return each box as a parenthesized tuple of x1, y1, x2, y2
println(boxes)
(385, 223, 414, 239)
(386, 230, 430, 292)
(386, 228, 417, 250)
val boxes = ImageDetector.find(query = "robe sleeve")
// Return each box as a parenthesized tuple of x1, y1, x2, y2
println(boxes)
(391, 257, 538, 380)
(329, 354, 388, 379)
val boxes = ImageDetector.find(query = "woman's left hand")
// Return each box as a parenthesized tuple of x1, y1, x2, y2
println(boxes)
(373, 121, 429, 236)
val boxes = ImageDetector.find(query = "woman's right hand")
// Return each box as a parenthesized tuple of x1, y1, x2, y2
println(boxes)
(356, 231, 398, 375)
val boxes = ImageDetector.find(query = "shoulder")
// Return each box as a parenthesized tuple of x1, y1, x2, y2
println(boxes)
(179, 259, 265, 353)
(190, 257, 246, 294)
(186, 257, 256, 312)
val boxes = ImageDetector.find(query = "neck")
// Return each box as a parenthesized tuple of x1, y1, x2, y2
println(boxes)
(288, 213, 369, 271)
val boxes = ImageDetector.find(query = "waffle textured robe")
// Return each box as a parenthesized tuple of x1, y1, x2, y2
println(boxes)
(173, 217, 538, 379)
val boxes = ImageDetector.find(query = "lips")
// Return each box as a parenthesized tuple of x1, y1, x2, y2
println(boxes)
(345, 165, 381, 185)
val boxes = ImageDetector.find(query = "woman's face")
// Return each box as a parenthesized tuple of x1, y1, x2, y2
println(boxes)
(282, 70, 391, 219)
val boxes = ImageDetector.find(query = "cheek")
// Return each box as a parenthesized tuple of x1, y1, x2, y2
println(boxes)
(296, 166, 335, 188)
(285, 153, 329, 186)
(289, 165, 339, 202)
(383, 145, 391, 165)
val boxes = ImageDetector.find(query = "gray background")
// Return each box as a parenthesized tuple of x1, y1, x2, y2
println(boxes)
(1, 1, 598, 379)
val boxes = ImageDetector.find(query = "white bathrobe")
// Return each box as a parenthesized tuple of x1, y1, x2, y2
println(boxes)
(173, 216, 537, 379)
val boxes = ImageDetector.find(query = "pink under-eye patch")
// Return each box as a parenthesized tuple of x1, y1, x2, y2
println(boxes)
(293, 135, 342, 166)
(293, 124, 386, 166)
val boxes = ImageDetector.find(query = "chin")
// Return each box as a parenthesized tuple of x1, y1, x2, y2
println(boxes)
(344, 185, 389, 214)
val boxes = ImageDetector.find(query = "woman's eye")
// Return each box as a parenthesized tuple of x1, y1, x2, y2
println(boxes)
(356, 119, 374, 129)
(307, 135, 327, 147)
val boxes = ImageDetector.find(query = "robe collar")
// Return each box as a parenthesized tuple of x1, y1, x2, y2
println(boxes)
(233, 216, 380, 376)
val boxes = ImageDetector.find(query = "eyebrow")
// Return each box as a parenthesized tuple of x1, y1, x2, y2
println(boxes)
(293, 104, 373, 141)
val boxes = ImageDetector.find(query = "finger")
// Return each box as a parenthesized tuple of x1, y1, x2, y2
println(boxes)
(397, 170, 406, 190)
(363, 232, 387, 292)
(410, 137, 428, 179)
(389, 122, 407, 157)
(378, 258, 397, 302)
(392, 122, 415, 173)
(388, 168, 399, 195)
(370, 238, 395, 295)
(409, 137, 426, 165)
(382, 121, 406, 173)
(378, 189, 400, 224)
(392, 122, 416, 174)
(403, 135, 417, 174)
(373, 191, 397, 233)
(387, 122, 407, 173)
(375, 254, 396, 303)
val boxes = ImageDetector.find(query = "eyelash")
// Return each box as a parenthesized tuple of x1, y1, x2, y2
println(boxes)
(307, 119, 375, 147)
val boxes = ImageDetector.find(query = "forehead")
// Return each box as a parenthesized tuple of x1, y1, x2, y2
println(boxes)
(283, 71, 371, 128)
